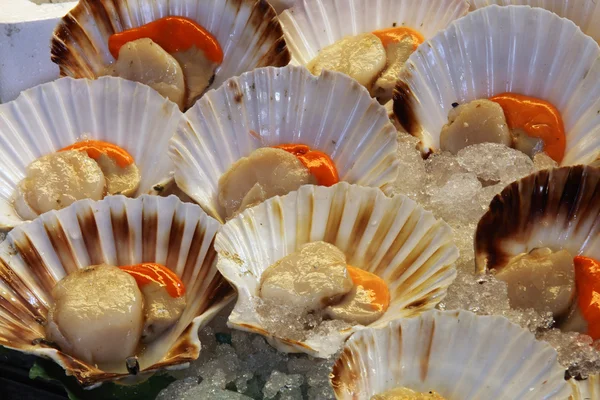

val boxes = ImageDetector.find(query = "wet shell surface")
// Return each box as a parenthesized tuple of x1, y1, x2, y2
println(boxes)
(214, 183, 459, 357)
(569, 375, 600, 399)
(468, 0, 600, 43)
(51, 0, 290, 103)
(279, 0, 469, 65)
(0, 76, 182, 229)
(170, 65, 400, 223)
(330, 310, 570, 400)
(475, 166, 600, 273)
(0, 194, 233, 387)
(393, 5, 600, 165)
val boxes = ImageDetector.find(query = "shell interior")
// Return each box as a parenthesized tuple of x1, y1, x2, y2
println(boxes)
(0, 76, 182, 229)
(393, 5, 600, 165)
(51, 0, 291, 99)
(330, 310, 570, 400)
(279, 0, 469, 65)
(215, 183, 458, 357)
(170, 65, 400, 223)
(475, 166, 600, 273)
(0, 195, 234, 387)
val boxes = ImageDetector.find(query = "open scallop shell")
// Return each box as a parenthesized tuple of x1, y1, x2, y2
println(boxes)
(214, 183, 459, 357)
(50, 0, 290, 106)
(279, 0, 469, 65)
(0, 76, 182, 230)
(468, 0, 600, 43)
(170, 65, 400, 223)
(570, 375, 600, 399)
(393, 5, 600, 165)
(330, 310, 570, 399)
(0, 194, 233, 388)
(475, 166, 600, 273)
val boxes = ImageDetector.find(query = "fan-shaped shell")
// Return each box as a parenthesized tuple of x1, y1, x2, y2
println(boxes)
(468, 0, 600, 43)
(475, 166, 600, 273)
(331, 310, 570, 400)
(170, 65, 400, 223)
(214, 183, 458, 357)
(279, 0, 469, 65)
(393, 5, 600, 165)
(0, 76, 182, 229)
(0, 195, 233, 387)
(50, 0, 290, 105)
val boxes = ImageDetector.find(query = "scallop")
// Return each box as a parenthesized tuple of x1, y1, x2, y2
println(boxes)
(215, 183, 458, 357)
(475, 166, 600, 321)
(372, 39, 416, 102)
(306, 33, 387, 89)
(172, 47, 218, 108)
(259, 241, 353, 311)
(107, 38, 185, 110)
(14, 150, 105, 220)
(392, 5, 600, 164)
(439, 100, 511, 154)
(217, 147, 316, 218)
(46, 264, 144, 366)
(0, 195, 233, 387)
(330, 310, 570, 399)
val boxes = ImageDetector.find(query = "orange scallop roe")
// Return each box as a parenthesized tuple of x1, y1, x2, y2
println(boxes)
(60, 140, 134, 168)
(574, 256, 600, 340)
(119, 263, 185, 298)
(489, 93, 566, 163)
(346, 265, 390, 312)
(108, 16, 223, 64)
(273, 144, 339, 187)
(372, 26, 424, 49)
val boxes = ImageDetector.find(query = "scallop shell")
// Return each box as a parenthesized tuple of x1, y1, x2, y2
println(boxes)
(569, 375, 600, 399)
(0, 194, 233, 388)
(468, 0, 600, 43)
(170, 65, 400, 223)
(214, 183, 459, 357)
(268, 0, 296, 13)
(393, 5, 600, 165)
(0, 76, 182, 229)
(330, 310, 570, 400)
(50, 0, 290, 106)
(475, 166, 600, 273)
(279, 0, 469, 65)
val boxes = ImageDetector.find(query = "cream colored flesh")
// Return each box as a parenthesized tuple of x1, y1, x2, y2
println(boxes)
(373, 39, 415, 103)
(440, 99, 511, 154)
(218, 147, 316, 218)
(14, 150, 105, 219)
(95, 153, 141, 196)
(371, 387, 447, 400)
(495, 248, 575, 317)
(560, 305, 589, 335)
(140, 281, 186, 343)
(45, 264, 144, 365)
(307, 33, 386, 89)
(108, 38, 185, 110)
(172, 46, 218, 109)
(259, 241, 353, 311)
(325, 285, 385, 325)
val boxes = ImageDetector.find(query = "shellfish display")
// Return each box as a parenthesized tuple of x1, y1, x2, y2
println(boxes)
(0, 76, 182, 229)
(279, 0, 469, 102)
(393, 5, 600, 165)
(6, 0, 600, 398)
(170, 65, 399, 223)
(51, 0, 290, 110)
(0, 195, 233, 387)
(330, 310, 570, 399)
(215, 183, 458, 357)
